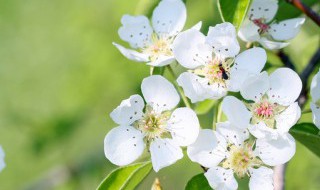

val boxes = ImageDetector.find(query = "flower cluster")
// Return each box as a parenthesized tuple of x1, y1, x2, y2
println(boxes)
(104, 0, 306, 189)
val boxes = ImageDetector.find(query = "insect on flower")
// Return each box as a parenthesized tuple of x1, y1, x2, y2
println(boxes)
(172, 23, 267, 103)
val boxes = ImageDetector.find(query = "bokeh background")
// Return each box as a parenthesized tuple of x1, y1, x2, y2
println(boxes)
(0, 0, 319, 189)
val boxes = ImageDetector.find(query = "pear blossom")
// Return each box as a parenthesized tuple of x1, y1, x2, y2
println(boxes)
(215, 68, 301, 142)
(238, 0, 305, 50)
(172, 22, 266, 103)
(187, 123, 294, 190)
(0, 146, 5, 172)
(310, 69, 320, 129)
(113, 0, 198, 67)
(104, 75, 200, 172)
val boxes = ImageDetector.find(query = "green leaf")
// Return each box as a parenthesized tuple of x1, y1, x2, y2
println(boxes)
(217, 0, 252, 30)
(97, 161, 152, 190)
(185, 173, 212, 190)
(194, 99, 216, 115)
(289, 123, 320, 157)
(276, 0, 320, 20)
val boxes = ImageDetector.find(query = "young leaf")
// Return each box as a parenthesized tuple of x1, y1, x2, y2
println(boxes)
(217, 0, 252, 30)
(97, 161, 152, 190)
(289, 123, 320, 157)
(185, 173, 212, 190)
(194, 99, 216, 115)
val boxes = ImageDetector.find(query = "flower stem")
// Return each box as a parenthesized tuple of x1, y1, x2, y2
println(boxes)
(167, 65, 191, 108)
(302, 109, 312, 114)
(212, 99, 222, 130)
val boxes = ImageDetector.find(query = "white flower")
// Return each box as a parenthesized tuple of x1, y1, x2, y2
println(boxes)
(238, 68, 302, 139)
(172, 23, 267, 103)
(310, 69, 320, 129)
(0, 146, 5, 172)
(113, 0, 197, 67)
(238, 0, 305, 50)
(188, 124, 295, 190)
(104, 75, 200, 172)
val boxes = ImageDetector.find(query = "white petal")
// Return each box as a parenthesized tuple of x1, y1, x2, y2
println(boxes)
(191, 21, 202, 31)
(187, 129, 227, 168)
(147, 55, 175, 67)
(0, 146, 5, 172)
(267, 68, 302, 105)
(205, 167, 238, 190)
(141, 75, 180, 112)
(172, 29, 211, 69)
(221, 96, 252, 129)
(216, 122, 250, 146)
(256, 133, 296, 166)
(206, 22, 240, 58)
(258, 37, 289, 50)
(177, 72, 226, 103)
(311, 103, 320, 129)
(152, 0, 186, 36)
(310, 70, 320, 102)
(269, 18, 305, 41)
(118, 15, 153, 49)
(110, 94, 144, 125)
(238, 19, 261, 42)
(240, 71, 270, 101)
(168, 107, 200, 146)
(248, 122, 278, 140)
(104, 126, 145, 166)
(229, 47, 266, 92)
(113, 42, 150, 62)
(249, 167, 274, 190)
(275, 102, 301, 134)
(150, 138, 183, 172)
(248, 0, 278, 22)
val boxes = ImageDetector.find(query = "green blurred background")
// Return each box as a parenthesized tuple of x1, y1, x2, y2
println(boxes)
(0, 0, 319, 189)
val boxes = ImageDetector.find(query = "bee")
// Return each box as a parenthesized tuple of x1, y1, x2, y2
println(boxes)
(219, 63, 229, 80)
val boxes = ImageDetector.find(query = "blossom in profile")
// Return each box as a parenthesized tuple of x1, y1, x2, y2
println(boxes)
(172, 22, 266, 102)
(113, 0, 199, 67)
(104, 75, 200, 172)
(310, 69, 320, 129)
(238, 0, 305, 49)
(0, 146, 5, 172)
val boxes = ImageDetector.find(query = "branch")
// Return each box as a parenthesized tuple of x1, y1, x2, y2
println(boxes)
(298, 47, 320, 107)
(286, 0, 320, 27)
(273, 164, 287, 190)
(277, 50, 296, 70)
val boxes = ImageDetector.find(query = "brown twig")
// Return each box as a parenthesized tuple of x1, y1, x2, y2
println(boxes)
(298, 47, 320, 107)
(286, 0, 320, 27)
(277, 50, 296, 70)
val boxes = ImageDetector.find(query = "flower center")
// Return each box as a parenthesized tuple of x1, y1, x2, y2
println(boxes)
(142, 33, 173, 62)
(252, 18, 270, 34)
(222, 144, 260, 178)
(194, 58, 231, 87)
(134, 105, 170, 140)
(248, 95, 287, 129)
(255, 101, 274, 118)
